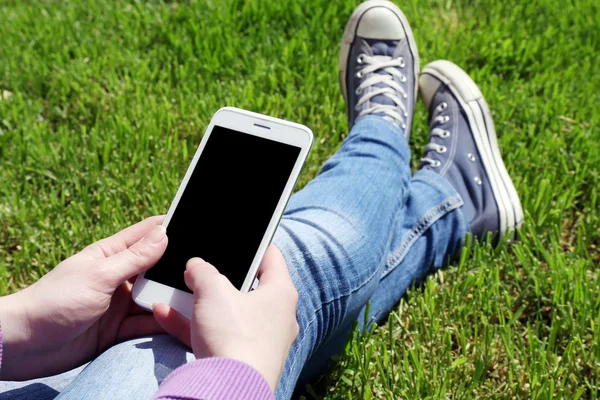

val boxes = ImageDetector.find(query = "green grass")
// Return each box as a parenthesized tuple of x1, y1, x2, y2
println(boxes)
(0, 0, 598, 398)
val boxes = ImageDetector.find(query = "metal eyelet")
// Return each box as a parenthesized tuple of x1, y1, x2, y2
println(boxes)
(356, 71, 363, 78)
(437, 146, 447, 153)
(439, 102, 448, 111)
(403, 93, 408, 99)
(357, 54, 365, 64)
(442, 130, 451, 138)
(468, 153, 476, 162)
(434, 160, 442, 167)
(474, 176, 482, 185)
(404, 112, 408, 117)
(399, 57, 405, 68)
(401, 76, 407, 82)
(443, 115, 450, 123)
(355, 87, 362, 95)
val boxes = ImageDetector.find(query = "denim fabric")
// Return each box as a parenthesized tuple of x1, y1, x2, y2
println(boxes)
(0, 116, 469, 400)
(273, 116, 468, 397)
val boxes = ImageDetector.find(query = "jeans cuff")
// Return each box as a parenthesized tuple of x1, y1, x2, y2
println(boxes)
(382, 169, 470, 277)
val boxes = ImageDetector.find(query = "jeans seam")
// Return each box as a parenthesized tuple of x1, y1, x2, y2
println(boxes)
(418, 172, 457, 198)
(382, 195, 463, 278)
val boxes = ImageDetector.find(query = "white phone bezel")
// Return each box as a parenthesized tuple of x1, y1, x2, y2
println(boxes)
(132, 107, 313, 319)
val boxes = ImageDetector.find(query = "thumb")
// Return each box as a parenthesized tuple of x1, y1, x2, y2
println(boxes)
(256, 245, 293, 288)
(153, 304, 192, 348)
(184, 258, 227, 295)
(103, 225, 168, 284)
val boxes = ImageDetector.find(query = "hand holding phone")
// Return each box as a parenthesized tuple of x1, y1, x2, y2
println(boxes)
(0, 217, 168, 381)
(153, 245, 299, 392)
(133, 107, 313, 318)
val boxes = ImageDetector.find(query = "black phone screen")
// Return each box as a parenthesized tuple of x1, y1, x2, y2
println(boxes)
(145, 125, 301, 292)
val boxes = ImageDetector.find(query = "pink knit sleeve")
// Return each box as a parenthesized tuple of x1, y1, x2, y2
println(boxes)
(152, 357, 274, 400)
(0, 321, 3, 375)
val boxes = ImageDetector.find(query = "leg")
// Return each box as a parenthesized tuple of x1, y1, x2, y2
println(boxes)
(0, 336, 191, 400)
(294, 57, 524, 397)
(285, 170, 469, 394)
(274, 2, 427, 397)
(273, 115, 439, 398)
(0, 367, 84, 400)
(278, 4, 523, 395)
(54, 335, 194, 400)
(364, 58, 524, 333)
(361, 169, 469, 325)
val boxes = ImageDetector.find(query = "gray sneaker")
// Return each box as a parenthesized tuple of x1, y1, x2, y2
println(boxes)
(339, 0, 419, 138)
(419, 60, 524, 241)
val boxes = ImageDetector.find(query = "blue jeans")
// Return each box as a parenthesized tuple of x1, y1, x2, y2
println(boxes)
(0, 116, 469, 400)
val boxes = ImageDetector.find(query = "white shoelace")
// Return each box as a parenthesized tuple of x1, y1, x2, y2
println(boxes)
(354, 54, 409, 128)
(421, 103, 451, 168)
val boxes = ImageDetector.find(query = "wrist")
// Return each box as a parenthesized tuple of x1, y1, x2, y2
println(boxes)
(212, 347, 281, 392)
(0, 292, 33, 380)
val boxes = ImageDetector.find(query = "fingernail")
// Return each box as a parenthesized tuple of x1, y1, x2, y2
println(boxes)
(145, 225, 166, 244)
(186, 257, 203, 270)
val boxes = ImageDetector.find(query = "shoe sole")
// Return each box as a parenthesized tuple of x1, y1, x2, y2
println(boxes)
(338, 0, 420, 123)
(421, 60, 524, 240)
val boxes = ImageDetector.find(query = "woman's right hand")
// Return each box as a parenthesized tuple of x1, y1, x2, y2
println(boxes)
(153, 245, 299, 392)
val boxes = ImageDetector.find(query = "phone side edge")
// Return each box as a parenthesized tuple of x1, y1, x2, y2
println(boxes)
(238, 122, 314, 292)
(132, 118, 219, 306)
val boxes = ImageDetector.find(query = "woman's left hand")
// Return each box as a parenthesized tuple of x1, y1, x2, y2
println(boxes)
(0, 216, 168, 381)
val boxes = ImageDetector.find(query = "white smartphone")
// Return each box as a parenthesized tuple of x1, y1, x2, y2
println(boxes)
(132, 107, 313, 318)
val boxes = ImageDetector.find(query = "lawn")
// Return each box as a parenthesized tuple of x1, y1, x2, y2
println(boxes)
(0, 0, 598, 398)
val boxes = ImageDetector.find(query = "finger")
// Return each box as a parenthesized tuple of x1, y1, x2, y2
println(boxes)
(152, 304, 192, 348)
(184, 258, 223, 293)
(112, 283, 154, 315)
(116, 314, 167, 343)
(82, 216, 165, 259)
(127, 275, 138, 286)
(132, 302, 153, 315)
(103, 225, 168, 284)
(116, 282, 158, 316)
(256, 245, 293, 288)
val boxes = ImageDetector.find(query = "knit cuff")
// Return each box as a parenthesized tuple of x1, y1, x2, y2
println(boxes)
(0, 321, 3, 376)
(153, 357, 274, 400)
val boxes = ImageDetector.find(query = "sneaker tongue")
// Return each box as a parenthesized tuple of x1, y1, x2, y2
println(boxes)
(364, 39, 400, 110)
(367, 40, 397, 57)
